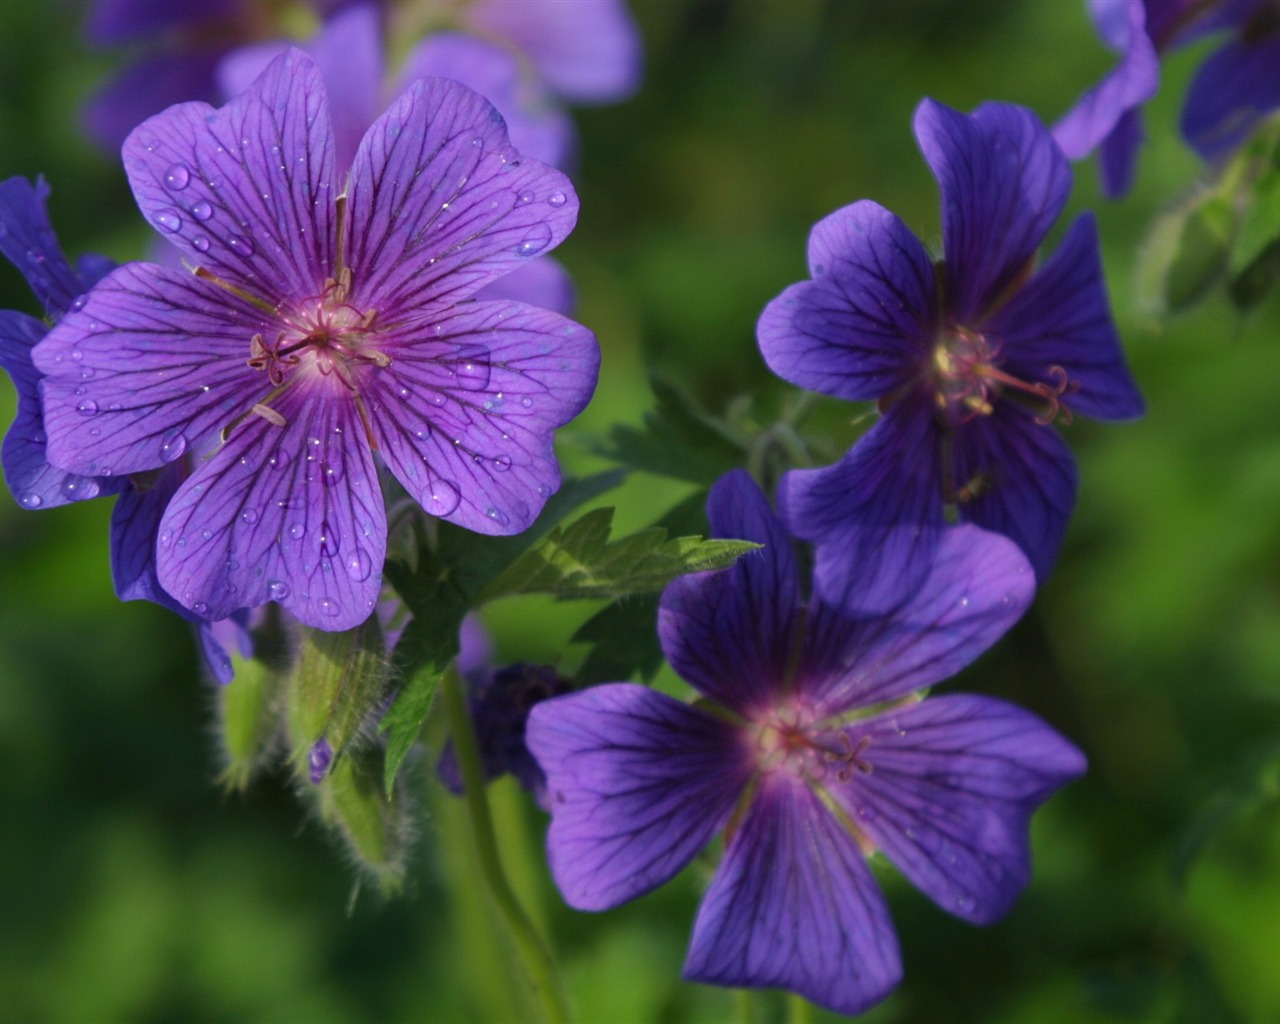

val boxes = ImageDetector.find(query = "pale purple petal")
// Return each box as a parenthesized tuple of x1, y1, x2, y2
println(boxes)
(1053, 0, 1158, 162)
(345, 76, 580, 316)
(122, 49, 338, 303)
(1181, 31, 1280, 159)
(155, 377, 385, 629)
(801, 525, 1035, 711)
(367, 300, 598, 534)
(758, 200, 937, 402)
(780, 394, 945, 617)
(399, 33, 575, 170)
(466, 0, 643, 104)
(527, 684, 748, 911)
(309, 3, 386, 173)
(0, 177, 93, 318)
(0, 311, 115, 510)
(474, 257, 576, 315)
(914, 99, 1071, 325)
(35, 263, 273, 479)
(83, 52, 223, 154)
(952, 406, 1079, 584)
(832, 695, 1086, 925)
(685, 780, 902, 1017)
(989, 213, 1144, 421)
(658, 469, 800, 715)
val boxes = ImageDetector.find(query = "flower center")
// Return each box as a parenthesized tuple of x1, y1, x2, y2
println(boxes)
(930, 325, 1076, 427)
(753, 705, 872, 784)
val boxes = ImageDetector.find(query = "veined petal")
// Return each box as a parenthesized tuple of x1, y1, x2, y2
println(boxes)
(803, 525, 1034, 711)
(914, 99, 1071, 324)
(658, 470, 801, 715)
(831, 695, 1086, 924)
(466, 0, 643, 104)
(758, 201, 936, 402)
(526, 684, 748, 911)
(0, 177, 99, 317)
(989, 213, 1144, 421)
(123, 49, 337, 303)
(952, 405, 1079, 584)
(475, 257, 576, 315)
(780, 394, 945, 617)
(368, 300, 598, 535)
(35, 263, 272, 479)
(111, 463, 186, 606)
(155, 378, 385, 630)
(344, 77, 580, 316)
(0, 311, 118, 509)
(1181, 31, 1280, 160)
(1053, 0, 1158, 162)
(685, 780, 902, 1017)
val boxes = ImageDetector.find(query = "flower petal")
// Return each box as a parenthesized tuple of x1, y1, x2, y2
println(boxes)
(35, 263, 272, 479)
(685, 780, 902, 1017)
(658, 470, 800, 715)
(0, 311, 117, 509)
(758, 200, 936, 402)
(1181, 31, 1280, 160)
(475, 257, 576, 315)
(779, 394, 945, 617)
(803, 524, 1035, 711)
(122, 49, 338, 303)
(1052, 0, 1158, 164)
(989, 212, 1144, 421)
(952, 405, 1079, 583)
(83, 51, 223, 153)
(110, 463, 186, 606)
(1098, 107, 1145, 198)
(344, 77, 580, 316)
(0, 176, 102, 317)
(368, 300, 598, 534)
(526, 684, 748, 911)
(832, 694, 1086, 924)
(914, 99, 1071, 325)
(466, 0, 644, 104)
(155, 377, 385, 630)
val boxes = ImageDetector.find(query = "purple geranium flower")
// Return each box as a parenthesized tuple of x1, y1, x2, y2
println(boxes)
(35, 50, 599, 631)
(759, 99, 1144, 613)
(527, 471, 1085, 1016)
(1056, 0, 1280, 195)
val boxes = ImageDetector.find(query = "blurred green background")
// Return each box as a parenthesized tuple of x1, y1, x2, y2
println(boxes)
(3, 1, 1280, 1021)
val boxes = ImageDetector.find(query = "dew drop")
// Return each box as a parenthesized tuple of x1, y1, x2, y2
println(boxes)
(320, 458, 343, 487)
(201, 529, 212, 540)
(519, 396, 533, 409)
(453, 347, 491, 391)
(957, 595, 969, 608)
(428, 391, 447, 407)
(485, 506, 510, 527)
(193, 601, 209, 615)
(159, 432, 187, 463)
(320, 597, 340, 617)
(267, 448, 290, 471)
(345, 547, 373, 582)
(155, 210, 182, 233)
(429, 479, 461, 515)
(62, 477, 100, 501)
(517, 190, 535, 205)
(492, 454, 512, 472)
(190, 200, 213, 222)
(317, 519, 340, 556)
(546, 192, 567, 208)
(514, 221, 553, 257)
(240, 508, 259, 525)
(288, 522, 305, 539)
(227, 234, 254, 256)
(192, 235, 210, 252)
(19, 492, 42, 509)
(268, 579, 290, 600)
(163, 163, 191, 190)
(76, 398, 98, 416)
(70, 294, 88, 312)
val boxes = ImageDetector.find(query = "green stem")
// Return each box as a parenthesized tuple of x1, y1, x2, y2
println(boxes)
(786, 991, 814, 1024)
(441, 661, 571, 1024)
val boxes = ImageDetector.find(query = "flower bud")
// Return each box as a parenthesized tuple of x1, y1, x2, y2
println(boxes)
(316, 743, 410, 894)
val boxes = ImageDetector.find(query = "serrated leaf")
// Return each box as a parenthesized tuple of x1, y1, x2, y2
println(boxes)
(479, 505, 759, 603)
(379, 652, 447, 797)
(572, 594, 664, 684)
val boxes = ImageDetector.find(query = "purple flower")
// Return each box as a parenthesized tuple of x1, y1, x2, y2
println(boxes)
(526, 471, 1085, 1016)
(35, 50, 599, 631)
(0, 176, 242, 681)
(1056, 0, 1280, 195)
(759, 99, 1144, 613)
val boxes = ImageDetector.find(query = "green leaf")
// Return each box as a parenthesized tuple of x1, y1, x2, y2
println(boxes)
(479, 506, 759, 603)
(378, 654, 446, 798)
(572, 595, 664, 684)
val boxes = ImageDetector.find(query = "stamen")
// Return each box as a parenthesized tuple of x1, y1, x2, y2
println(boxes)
(252, 403, 287, 428)
(195, 266, 277, 316)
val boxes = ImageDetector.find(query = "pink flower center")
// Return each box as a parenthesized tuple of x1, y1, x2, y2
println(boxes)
(752, 704, 872, 784)
(930, 325, 1076, 427)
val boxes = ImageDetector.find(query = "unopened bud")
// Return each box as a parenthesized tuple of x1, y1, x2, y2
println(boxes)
(316, 743, 410, 893)
(216, 609, 291, 791)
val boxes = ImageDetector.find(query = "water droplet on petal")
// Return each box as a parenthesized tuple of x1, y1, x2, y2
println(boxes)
(163, 163, 191, 190)
(192, 601, 209, 615)
(320, 458, 343, 487)
(320, 597, 340, 617)
(70, 294, 88, 312)
(514, 221, 553, 257)
(345, 547, 373, 582)
(453, 347, 491, 391)
(492, 454, 512, 472)
(288, 522, 305, 539)
(155, 210, 182, 233)
(62, 477, 100, 501)
(547, 192, 567, 207)
(192, 235, 210, 252)
(485, 506, 510, 527)
(227, 234, 254, 256)
(428, 392, 447, 407)
(76, 399, 98, 416)
(268, 579, 290, 600)
(240, 508, 259, 525)
(317, 519, 340, 556)
(190, 200, 213, 222)
(19, 492, 42, 509)
(159, 432, 187, 463)
(958, 595, 969, 608)
(517, 190, 535, 205)
(428, 479, 460, 515)
(268, 448, 290, 470)
(519, 396, 534, 409)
